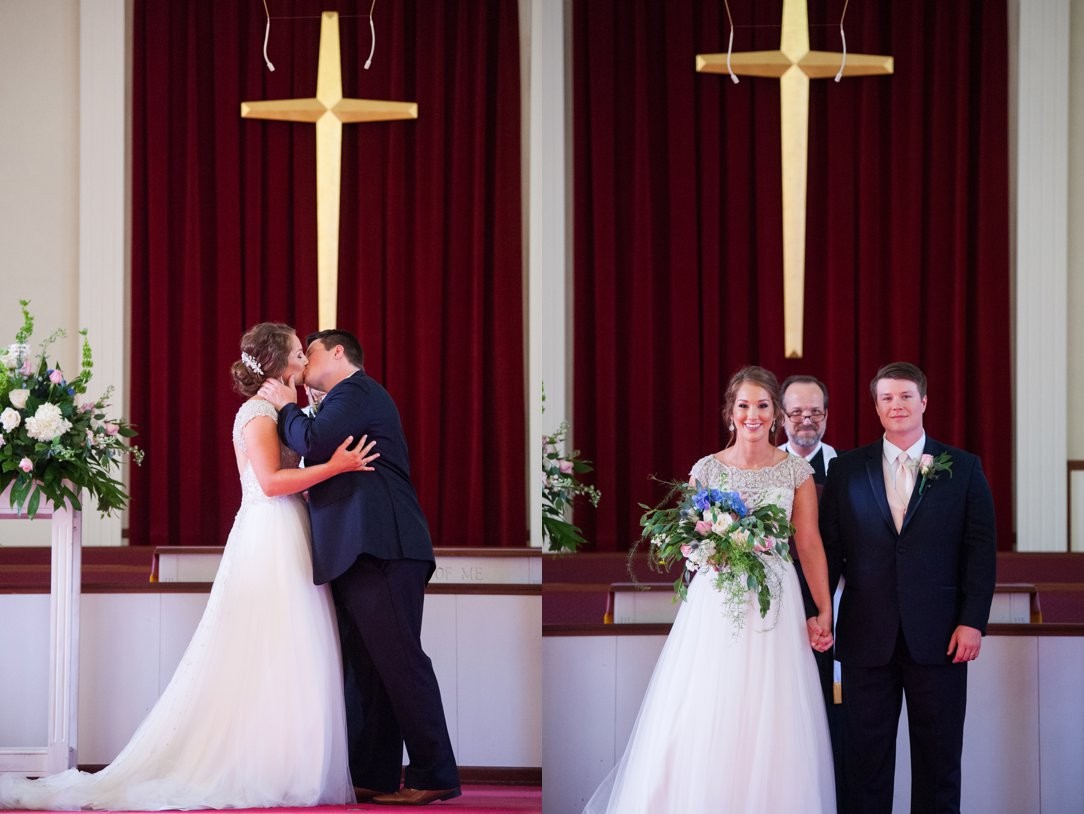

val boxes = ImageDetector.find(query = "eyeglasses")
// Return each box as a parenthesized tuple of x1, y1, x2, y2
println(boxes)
(786, 409, 825, 424)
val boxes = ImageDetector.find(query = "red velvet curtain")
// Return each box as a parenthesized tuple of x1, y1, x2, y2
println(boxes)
(130, 1, 524, 548)
(573, 1, 1012, 551)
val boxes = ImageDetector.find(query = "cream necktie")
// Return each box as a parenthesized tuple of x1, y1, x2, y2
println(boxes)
(894, 452, 915, 529)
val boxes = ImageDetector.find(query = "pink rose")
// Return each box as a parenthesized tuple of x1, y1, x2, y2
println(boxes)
(558, 459, 573, 474)
(79, 402, 95, 413)
(18, 457, 33, 473)
(919, 453, 934, 473)
(49, 369, 64, 384)
(680, 544, 692, 556)
(694, 520, 713, 535)
(104, 423, 120, 436)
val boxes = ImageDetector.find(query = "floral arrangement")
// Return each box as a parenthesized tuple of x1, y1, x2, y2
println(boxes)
(0, 300, 143, 518)
(917, 451, 952, 494)
(636, 479, 795, 625)
(541, 389, 601, 552)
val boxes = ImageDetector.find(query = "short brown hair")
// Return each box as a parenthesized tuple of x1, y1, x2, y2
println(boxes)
(721, 365, 783, 444)
(870, 361, 927, 400)
(230, 322, 296, 397)
(306, 329, 365, 371)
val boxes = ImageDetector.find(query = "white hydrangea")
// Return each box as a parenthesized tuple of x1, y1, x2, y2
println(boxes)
(0, 343, 27, 369)
(24, 403, 72, 442)
(0, 407, 20, 432)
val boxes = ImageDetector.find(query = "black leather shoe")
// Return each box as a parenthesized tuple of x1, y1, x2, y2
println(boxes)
(371, 786, 462, 805)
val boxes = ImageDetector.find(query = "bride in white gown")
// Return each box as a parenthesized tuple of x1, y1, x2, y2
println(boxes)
(584, 366, 837, 814)
(0, 322, 377, 811)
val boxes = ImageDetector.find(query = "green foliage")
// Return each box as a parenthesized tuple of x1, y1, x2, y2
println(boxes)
(0, 301, 143, 518)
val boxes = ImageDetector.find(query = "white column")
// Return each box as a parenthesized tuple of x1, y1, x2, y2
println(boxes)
(78, 0, 129, 546)
(1010, 0, 1069, 551)
(524, 0, 572, 548)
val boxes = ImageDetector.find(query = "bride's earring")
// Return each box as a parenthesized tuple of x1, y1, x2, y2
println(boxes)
(771, 420, 776, 432)
(728, 422, 734, 432)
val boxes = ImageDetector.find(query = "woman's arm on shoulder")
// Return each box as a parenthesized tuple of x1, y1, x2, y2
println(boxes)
(243, 414, 378, 497)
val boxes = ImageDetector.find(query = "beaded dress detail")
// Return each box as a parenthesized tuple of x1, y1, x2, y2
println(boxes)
(233, 398, 300, 506)
(0, 401, 353, 810)
(584, 454, 836, 814)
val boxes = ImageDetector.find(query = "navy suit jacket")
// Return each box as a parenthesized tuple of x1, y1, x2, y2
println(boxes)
(819, 437, 996, 666)
(277, 371, 434, 585)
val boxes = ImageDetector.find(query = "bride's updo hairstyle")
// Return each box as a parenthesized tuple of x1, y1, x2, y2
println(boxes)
(230, 322, 296, 397)
(720, 365, 784, 446)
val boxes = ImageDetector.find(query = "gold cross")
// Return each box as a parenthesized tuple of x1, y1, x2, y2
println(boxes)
(697, 0, 892, 358)
(242, 11, 417, 329)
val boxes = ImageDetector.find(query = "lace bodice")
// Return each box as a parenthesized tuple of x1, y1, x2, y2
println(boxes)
(689, 453, 813, 519)
(232, 399, 300, 505)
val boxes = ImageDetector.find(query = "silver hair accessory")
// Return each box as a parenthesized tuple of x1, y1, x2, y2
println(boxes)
(241, 352, 264, 376)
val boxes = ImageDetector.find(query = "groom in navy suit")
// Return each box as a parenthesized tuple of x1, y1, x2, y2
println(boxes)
(260, 330, 460, 806)
(819, 362, 995, 814)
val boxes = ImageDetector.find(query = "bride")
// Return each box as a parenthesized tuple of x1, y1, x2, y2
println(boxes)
(0, 322, 376, 811)
(584, 365, 837, 813)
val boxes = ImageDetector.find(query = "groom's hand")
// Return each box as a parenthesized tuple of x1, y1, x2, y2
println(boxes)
(947, 624, 982, 663)
(258, 376, 298, 410)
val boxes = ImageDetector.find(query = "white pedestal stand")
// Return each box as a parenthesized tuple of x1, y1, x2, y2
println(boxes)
(0, 487, 82, 776)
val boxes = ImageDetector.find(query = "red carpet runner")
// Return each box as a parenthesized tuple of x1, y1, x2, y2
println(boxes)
(30, 785, 542, 813)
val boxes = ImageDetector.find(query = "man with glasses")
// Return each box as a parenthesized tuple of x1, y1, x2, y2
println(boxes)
(779, 375, 836, 484)
(780, 374, 846, 813)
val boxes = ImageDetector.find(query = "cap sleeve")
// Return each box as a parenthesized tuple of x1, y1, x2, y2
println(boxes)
(232, 399, 279, 452)
(786, 453, 814, 489)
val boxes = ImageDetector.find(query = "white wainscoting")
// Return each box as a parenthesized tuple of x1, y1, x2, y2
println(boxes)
(153, 547, 543, 586)
(1, 589, 540, 771)
(542, 628, 1084, 814)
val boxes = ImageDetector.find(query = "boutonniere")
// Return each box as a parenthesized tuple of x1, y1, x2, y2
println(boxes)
(917, 451, 953, 494)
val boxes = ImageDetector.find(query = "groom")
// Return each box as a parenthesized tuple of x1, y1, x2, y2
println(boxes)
(259, 329, 460, 806)
(819, 362, 996, 814)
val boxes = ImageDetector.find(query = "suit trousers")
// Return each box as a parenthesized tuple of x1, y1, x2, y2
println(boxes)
(842, 629, 967, 814)
(332, 555, 459, 791)
(813, 646, 849, 814)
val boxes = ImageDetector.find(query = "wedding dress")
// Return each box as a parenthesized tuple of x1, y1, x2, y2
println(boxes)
(584, 454, 836, 814)
(0, 400, 353, 810)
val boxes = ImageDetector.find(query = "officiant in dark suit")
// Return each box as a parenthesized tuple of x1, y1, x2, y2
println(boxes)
(819, 362, 996, 814)
(779, 374, 845, 812)
(259, 330, 460, 807)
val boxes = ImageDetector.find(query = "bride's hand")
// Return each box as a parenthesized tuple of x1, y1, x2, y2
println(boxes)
(807, 610, 834, 651)
(329, 434, 379, 473)
(304, 385, 326, 411)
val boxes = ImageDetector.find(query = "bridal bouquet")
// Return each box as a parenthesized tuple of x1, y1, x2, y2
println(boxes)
(638, 480, 794, 623)
(0, 300, 143, 518)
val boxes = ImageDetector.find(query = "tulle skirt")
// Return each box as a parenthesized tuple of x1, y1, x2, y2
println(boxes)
(584, 561, 836, 814)
(0, 494, 353, 810)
